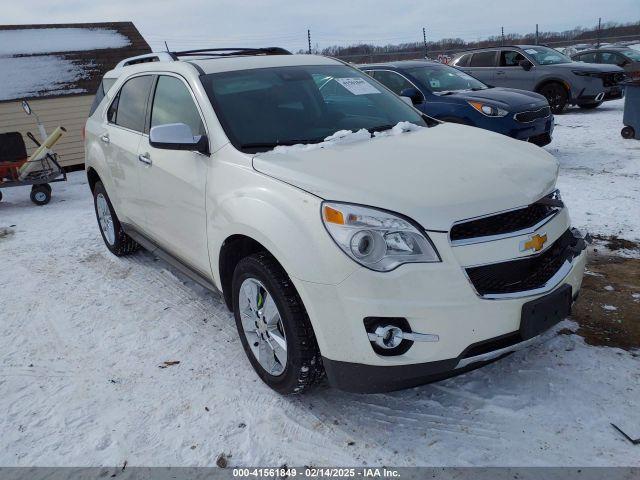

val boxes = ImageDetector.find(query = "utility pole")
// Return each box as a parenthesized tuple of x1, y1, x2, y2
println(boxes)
(307, 29, 312, 54)
(501, 26, 505, 46)
(535, 24, 539, 45)
(423, 27, 428, 58)
(596, 17, 602, 48)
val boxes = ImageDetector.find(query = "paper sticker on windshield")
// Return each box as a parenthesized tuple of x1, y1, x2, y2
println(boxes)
(335, 77, 381, 95)
(430, 79, 441, 88)
(524, 49, 538, 54)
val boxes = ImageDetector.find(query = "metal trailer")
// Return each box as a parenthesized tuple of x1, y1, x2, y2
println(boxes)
(621, 81, 640, 140)
(0, 101, 67, 205)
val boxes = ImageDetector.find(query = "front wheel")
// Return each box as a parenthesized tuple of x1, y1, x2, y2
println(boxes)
(93, 181, 139, 256)
(578, 102, 602, 110)
(232, 252, 324, 394)
(539, 83, 568, 114)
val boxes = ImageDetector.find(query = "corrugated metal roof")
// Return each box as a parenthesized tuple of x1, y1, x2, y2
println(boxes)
(0, 22, 151, 102)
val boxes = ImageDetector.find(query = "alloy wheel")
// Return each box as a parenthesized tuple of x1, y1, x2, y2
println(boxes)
(239, 278, 288, 376)
(96, 193, 115, 245)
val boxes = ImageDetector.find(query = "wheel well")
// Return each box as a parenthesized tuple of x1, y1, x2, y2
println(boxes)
(219, 235, 276, 310)
(87, 167, 101, 193)
(535, 79, 569, 95)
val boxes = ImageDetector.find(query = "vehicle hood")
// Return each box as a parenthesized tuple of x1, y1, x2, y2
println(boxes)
(445, 87, 548, 111)
(557, 61, 625, 73)
(253, 124, 559, 231)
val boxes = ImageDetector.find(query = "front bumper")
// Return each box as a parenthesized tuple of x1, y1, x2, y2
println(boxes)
(295, 219, 587, 393)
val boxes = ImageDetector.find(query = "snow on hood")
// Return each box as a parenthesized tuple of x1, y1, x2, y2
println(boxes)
(254, 123, 559, 231)
(271, 122, 422, 153)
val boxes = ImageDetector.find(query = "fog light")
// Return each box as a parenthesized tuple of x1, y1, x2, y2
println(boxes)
(370, 325, 404, 349)
(364, 317, 439, 356)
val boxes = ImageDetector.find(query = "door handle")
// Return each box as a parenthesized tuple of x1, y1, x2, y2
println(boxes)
(496, 70, 506, 75)
(138, 153, 152, 166)
(100, 134, 110, 143)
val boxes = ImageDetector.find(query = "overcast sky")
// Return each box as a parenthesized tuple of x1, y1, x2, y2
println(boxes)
(5, 0, 640, 52)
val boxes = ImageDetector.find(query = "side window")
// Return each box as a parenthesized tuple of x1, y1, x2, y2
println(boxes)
(151, 76, 205, 136)
(108, 75, 154, 132)
(470, 51, 497, 67)
(599, 52, 623, 65)
(372, 70, 413, 95)
(500, 50, 526, 67)
(453, 54, 471, 67)
(577, 52, 597, 63)
(89, 78, 118, 117)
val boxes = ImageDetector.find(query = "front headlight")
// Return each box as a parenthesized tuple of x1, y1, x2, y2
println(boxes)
(321, 202, 440, 272)
(468, 101, 509, 117)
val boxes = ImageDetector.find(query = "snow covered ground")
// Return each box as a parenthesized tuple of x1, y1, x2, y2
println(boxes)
(0, 99, 639, 467)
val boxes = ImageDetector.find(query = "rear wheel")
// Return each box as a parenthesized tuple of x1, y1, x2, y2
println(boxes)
(578, 102, 602, 110)
(538, 82, 568, 114)
(232, 252, 323, 394)
(30, 185, 51, 205)
(93, 181, 139, 256)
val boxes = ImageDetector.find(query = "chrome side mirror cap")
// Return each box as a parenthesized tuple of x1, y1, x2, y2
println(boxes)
(149, 123, 209, 154)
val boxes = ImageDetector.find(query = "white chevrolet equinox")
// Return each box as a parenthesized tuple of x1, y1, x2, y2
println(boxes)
(85, 48, 587, 394)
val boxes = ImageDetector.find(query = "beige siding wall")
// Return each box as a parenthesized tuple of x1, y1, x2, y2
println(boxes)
(0, 94, 93, 168)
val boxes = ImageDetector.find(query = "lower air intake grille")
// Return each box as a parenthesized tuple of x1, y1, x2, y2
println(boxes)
(466, 229, 576, 296)
(514, 106, 551, 123)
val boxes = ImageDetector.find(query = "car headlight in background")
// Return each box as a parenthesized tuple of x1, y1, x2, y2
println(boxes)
(321, 202, 440, 272)
(467, 101, 509, 117)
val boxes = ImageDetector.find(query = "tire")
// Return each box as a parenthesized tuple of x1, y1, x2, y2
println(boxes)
(93, 181, 139, 256)
(42, 183, 52, 193)
(30, 185, 51, 205)
(232, 252, 324, 394)
(621, 126, 635, 139)
(538, 82, 568, 114)
(578, 102, 603, 110)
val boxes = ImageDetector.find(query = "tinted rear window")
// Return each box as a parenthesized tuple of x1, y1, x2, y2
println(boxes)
(453, 53, 471, 67)
(89, 78, 117, 117)
(108, 75, 154, 132)
(470, 51, 497, 67)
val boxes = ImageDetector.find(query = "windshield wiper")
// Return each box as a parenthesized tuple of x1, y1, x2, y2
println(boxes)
(437, 90, 458, 96)
(367, 125, 394, 134)
(240, 137, 326, 151)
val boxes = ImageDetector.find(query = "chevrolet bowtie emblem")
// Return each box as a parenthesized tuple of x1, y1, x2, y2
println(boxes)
(520, 233, 547, 252)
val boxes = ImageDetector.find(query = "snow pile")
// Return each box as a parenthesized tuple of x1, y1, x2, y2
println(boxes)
(0, 56, 87, 101)
(271, 121, 424, 153)
(0, 28, 130, 56)
(548, 99, 640, 242)
(0, 27, 131, 101)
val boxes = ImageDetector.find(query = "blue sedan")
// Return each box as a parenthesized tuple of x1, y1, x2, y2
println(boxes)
(359, 60, 554, 146)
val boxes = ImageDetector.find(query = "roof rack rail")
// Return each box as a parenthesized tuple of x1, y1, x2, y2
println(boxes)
(171, 47, 292, 57)
(115, 52, 177, 69)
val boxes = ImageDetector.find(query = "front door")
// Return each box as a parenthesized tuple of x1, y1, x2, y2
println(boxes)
(494, 50, 534, 90)
(137, 74, 211, 276)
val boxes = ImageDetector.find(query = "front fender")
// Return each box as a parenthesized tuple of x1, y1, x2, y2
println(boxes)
(207, 165, 357, 290)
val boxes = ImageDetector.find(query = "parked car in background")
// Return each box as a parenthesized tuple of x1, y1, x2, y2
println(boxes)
(359, 60, 554, 146)
(450, 45, 626, 113)
(572, 47, 640, 81)
(85, 48, 587, 395)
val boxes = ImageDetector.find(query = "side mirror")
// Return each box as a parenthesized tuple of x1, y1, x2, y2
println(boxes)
(22, 100, 32, 115)
(399, 87, 424, 105)
(519, 59, 533, 71)
(149, 123, 209, 154)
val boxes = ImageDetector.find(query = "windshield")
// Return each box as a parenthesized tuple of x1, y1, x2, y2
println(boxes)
(622, 49, 640, 62)
(201, 65, 428, 153)
(522, 46, 572, 65)
(406, 65, 487, 93)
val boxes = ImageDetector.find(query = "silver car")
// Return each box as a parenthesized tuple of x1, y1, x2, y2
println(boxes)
(450, 45, 625, 113)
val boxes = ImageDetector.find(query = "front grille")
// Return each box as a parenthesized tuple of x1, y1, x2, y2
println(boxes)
(599, 72, 625, 87)
(450, 192, 561, 242)
(465, 229, 577, 296)
(514, 106, 551, 123)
